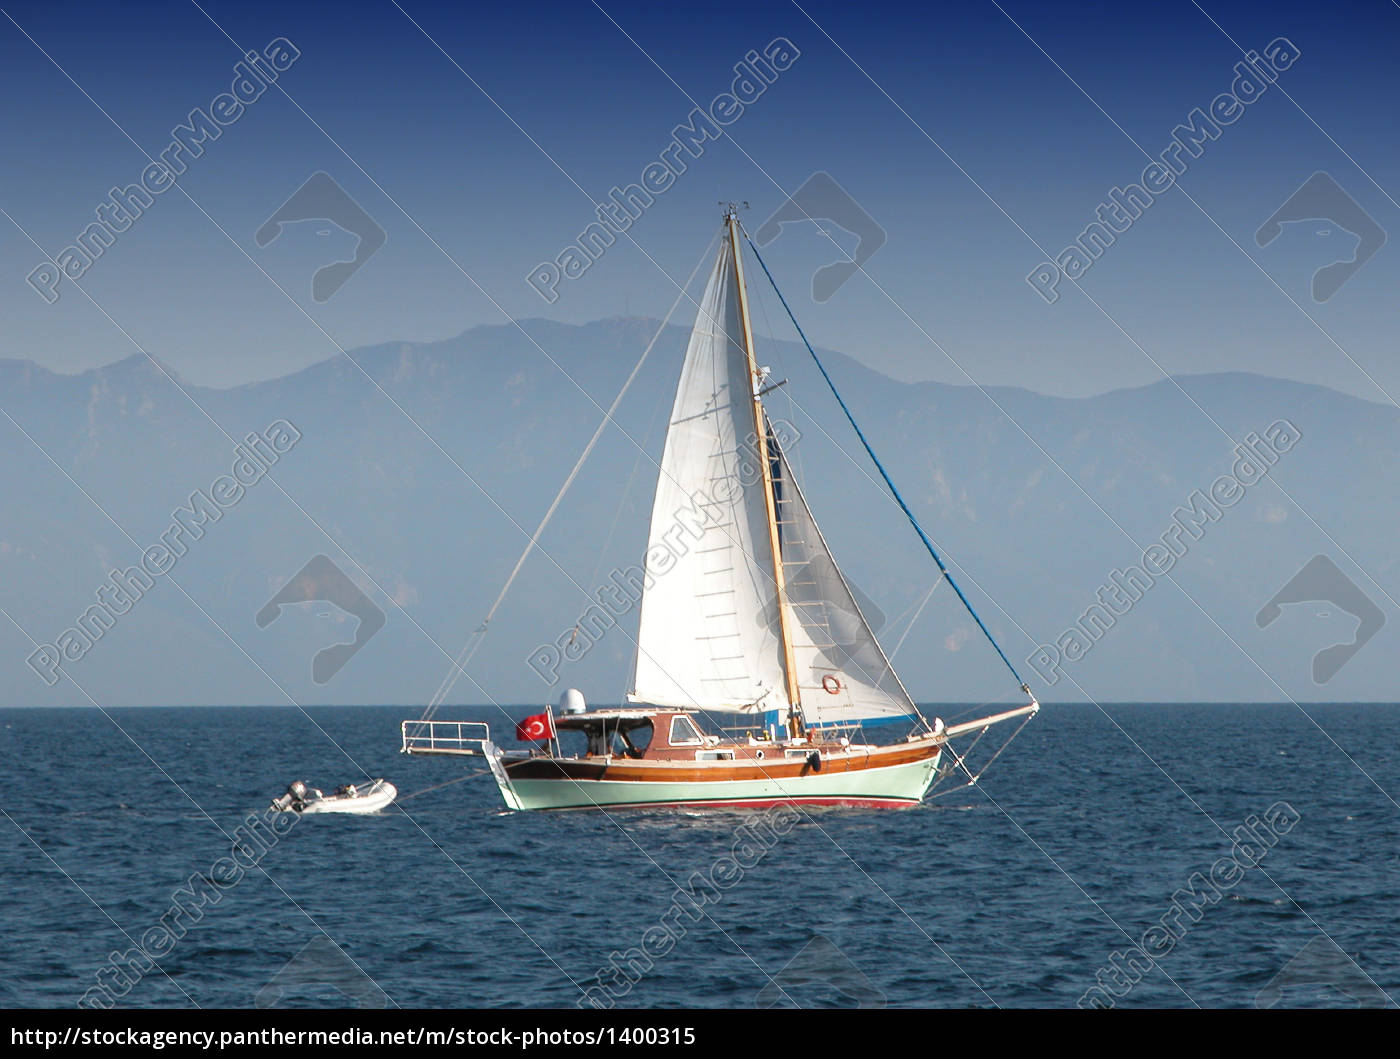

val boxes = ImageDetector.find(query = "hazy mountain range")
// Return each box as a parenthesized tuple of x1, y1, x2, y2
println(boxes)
(2, 317, 1396, 709)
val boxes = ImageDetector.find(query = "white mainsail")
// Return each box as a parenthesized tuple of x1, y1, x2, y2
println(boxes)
(628, 239, 788, 714)
(631, 231, 920, 730)
(771, 442, 919, 728)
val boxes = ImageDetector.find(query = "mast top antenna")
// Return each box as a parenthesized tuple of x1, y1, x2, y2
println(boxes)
(720, 201, 750, 219)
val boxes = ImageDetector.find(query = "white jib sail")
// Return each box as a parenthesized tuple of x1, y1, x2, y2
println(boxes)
(629, 239, 788, 714)
(772, 442, 919, 728)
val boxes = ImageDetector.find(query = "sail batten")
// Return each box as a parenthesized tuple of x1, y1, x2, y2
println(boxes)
(629, 237, 788, 715)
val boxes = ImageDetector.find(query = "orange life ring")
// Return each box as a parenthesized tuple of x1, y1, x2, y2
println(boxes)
(821, 674, 841, 695)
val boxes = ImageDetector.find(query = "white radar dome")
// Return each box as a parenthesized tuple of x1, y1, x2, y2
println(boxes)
(558, 688, 587, 715)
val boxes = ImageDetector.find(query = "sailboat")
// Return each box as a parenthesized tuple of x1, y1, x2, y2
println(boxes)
(401, 207, 1038, 811)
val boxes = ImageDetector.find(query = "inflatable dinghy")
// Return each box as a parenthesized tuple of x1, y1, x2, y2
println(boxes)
(271, 778, 397, 815)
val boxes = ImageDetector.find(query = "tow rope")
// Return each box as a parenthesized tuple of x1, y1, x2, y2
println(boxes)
(396, 767, 493, 802)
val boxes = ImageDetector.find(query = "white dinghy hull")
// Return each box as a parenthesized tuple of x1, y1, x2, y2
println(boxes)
(272, 779, 398, 815)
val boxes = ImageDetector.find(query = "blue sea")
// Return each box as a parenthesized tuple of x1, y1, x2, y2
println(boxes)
(2, 703, 1396, 1009)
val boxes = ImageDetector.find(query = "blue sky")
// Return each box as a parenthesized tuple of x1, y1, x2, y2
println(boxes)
(2, 0, 1398, 398)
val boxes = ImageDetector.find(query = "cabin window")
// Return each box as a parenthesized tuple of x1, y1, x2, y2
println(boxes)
(669, 715, 704, 746)
(613, 719, 653, 758)
(695, 749, 735, 761)
(579, 719, 655, 758)
(620, 719, 653, 752)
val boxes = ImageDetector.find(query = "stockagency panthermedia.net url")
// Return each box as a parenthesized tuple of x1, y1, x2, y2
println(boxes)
(12, 1026, 699, 1050)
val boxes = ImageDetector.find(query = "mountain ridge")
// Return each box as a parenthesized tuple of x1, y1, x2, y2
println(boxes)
(4, 317, 1393, 418)
(1, 319, 1394, 707)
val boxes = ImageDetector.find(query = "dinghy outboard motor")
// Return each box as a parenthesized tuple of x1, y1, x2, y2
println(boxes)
(271, 779, 313, 813)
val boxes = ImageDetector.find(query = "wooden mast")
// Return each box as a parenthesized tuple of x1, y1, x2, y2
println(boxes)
(727, 206, 804, 738)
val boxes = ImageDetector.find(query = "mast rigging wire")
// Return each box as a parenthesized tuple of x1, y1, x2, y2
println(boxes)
(420, 235, 719, 720)
(742, 230, 1031, 694)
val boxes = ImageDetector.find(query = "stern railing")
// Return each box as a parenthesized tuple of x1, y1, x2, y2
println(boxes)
(401, 719, 492, 755)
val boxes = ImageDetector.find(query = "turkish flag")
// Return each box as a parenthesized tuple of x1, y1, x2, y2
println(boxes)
(515, 712, 555, 742)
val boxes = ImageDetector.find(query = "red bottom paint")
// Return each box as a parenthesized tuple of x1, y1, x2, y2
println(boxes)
(547, 796, 921, 812)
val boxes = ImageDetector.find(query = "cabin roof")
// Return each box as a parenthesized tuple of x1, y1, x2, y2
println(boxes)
(554, 708, 690, 729)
